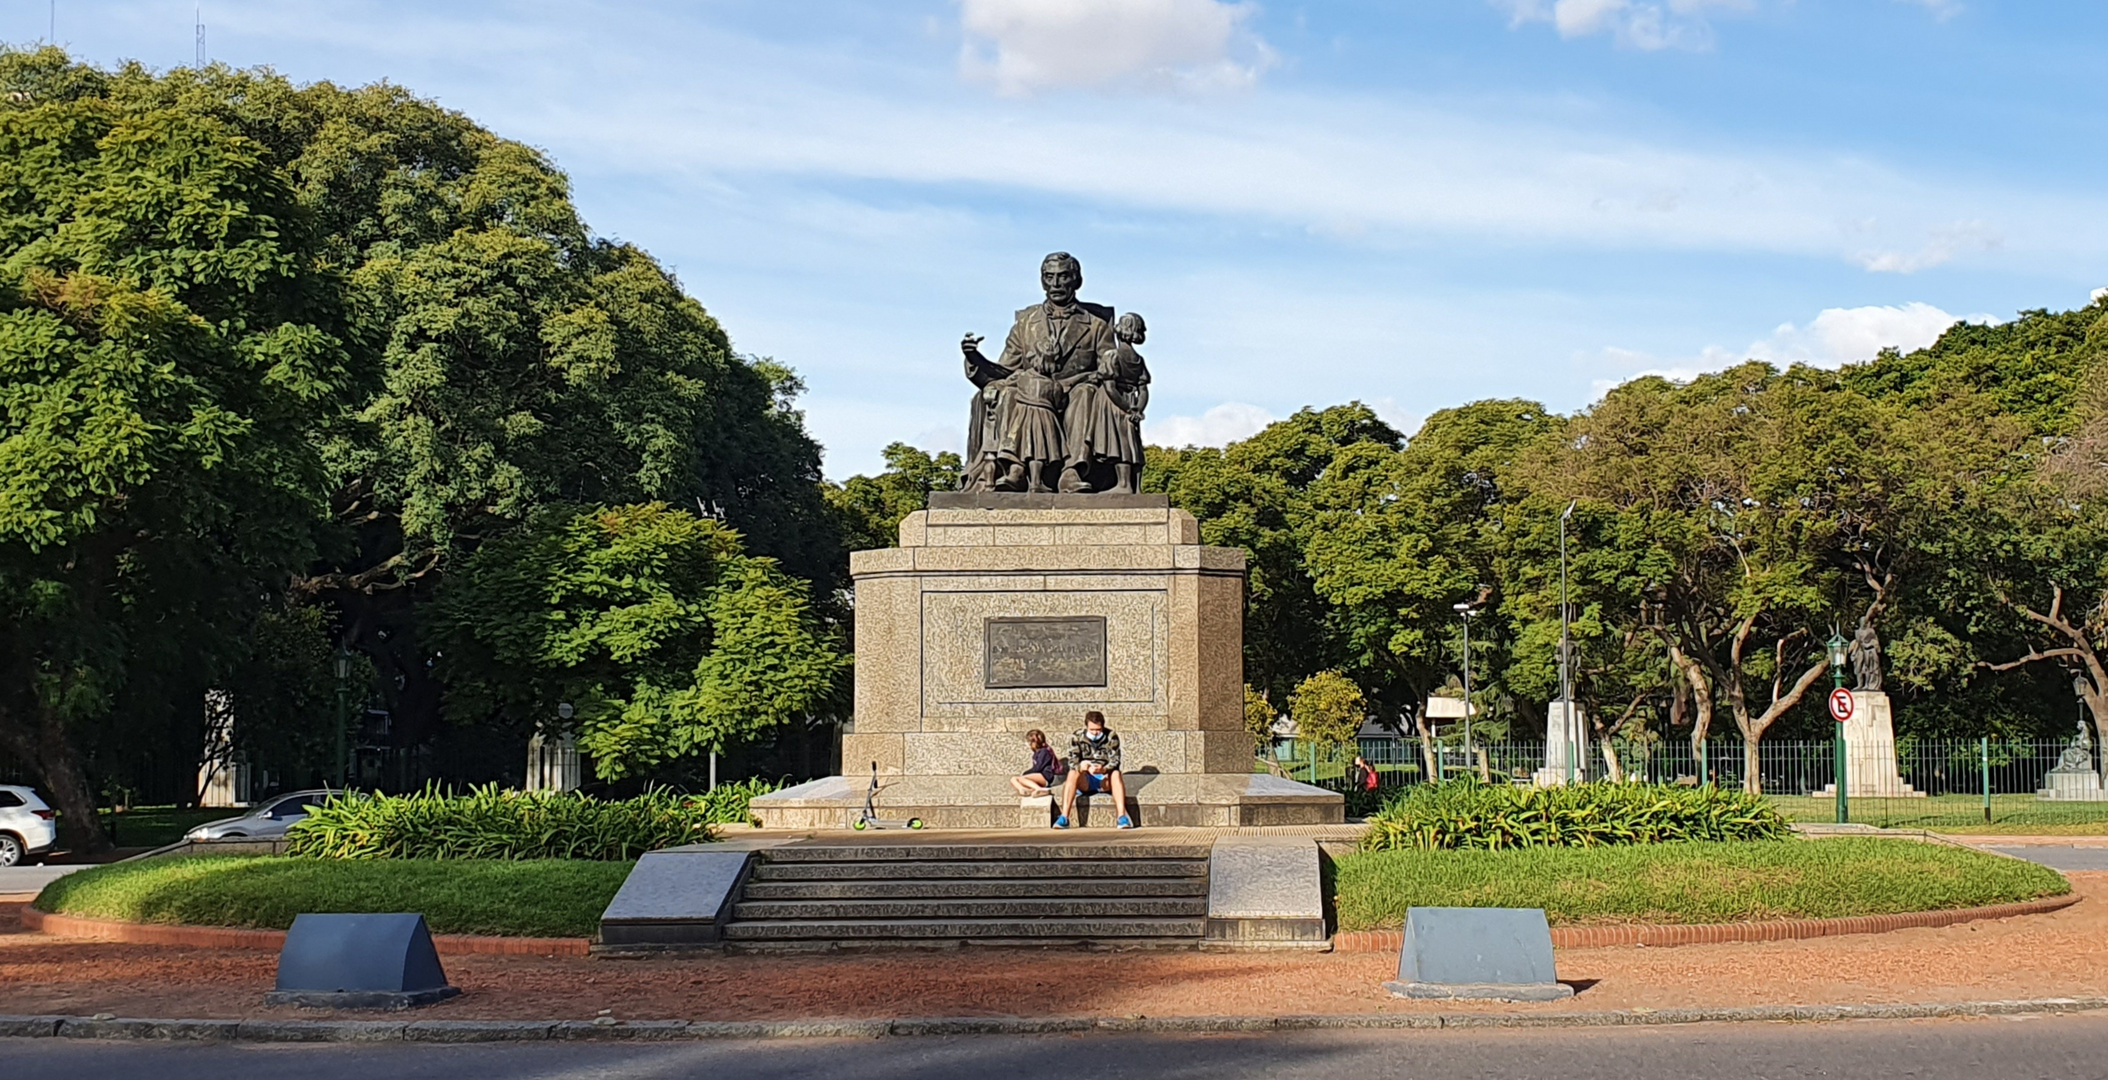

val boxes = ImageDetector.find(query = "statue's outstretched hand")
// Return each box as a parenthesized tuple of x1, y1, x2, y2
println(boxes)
(961, 333, 984, 357)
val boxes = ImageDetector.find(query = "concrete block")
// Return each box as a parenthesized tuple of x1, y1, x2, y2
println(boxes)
(599, 850, 757, 947)
(1383, 907, 1574, 1002)
(1205, 837, 1327, 949)
(267, 914, 459, 1010)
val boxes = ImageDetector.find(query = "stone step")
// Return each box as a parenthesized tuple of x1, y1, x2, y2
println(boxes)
(748, 858, 1207, 882)
(740, 878, 1208, 901)
(720, 916, 1208, 942)
(723, 937, 1204, 953)
(731, 898, 1208, 921)
(757, 842, 1213, 863)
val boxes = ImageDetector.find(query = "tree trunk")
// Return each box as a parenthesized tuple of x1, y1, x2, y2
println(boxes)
(1742, 737, 1764, 797)
(1412, 709, 1440, 786)
(0, 704, 109, 854)
(1681, 660, 1713, 782)
(1600, 739, 1625, 783)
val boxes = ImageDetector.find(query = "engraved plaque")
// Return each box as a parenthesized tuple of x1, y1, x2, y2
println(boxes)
(983, 616, 1108, 689)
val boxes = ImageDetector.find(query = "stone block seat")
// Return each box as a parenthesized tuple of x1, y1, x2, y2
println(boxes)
(753, 772, 1341, 831)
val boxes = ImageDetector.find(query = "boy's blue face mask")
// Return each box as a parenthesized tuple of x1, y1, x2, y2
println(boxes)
(1087, 729, 1106, 742)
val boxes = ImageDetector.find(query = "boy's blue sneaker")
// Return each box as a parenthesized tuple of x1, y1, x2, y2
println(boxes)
(1116, 814, 1135, 829)
(1053, 815, 1069, 829)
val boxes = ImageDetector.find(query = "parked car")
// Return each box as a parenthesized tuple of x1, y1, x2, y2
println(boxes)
(0, 785, 59, 867)
(184, 789, 353, 842)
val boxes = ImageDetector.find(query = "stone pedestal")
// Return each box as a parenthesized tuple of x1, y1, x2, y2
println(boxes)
(2037, 725, 2108, 801)
(526, 731, 581, 792)
(1817, 691, 1922, 798)
(1532, 701, 1588, 787)
(752, 494, 1342, 829)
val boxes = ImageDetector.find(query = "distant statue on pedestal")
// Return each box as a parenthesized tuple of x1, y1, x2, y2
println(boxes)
(960, 252, 1150, 494)
(1849, 623, 1883, 693)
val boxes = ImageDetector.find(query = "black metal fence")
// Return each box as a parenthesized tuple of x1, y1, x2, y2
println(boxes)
(1270, 734, 2108, 829)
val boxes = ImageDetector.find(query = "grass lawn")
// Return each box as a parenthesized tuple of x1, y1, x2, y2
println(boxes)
(1767, 793, 2108, 834)
(34, 857, 633, 938)
(1330, 837, 2069, 933)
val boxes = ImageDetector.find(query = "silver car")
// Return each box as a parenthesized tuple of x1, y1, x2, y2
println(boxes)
(184, 789, 351, 841)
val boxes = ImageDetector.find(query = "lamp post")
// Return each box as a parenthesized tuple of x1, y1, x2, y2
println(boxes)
(1828, 630, 1849, 825)
(1453, 601, 1477, 774)
(333, 650, 351, 790)
(1560, 500, 1577, 784)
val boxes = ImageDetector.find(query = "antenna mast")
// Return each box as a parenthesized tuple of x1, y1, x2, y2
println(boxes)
(195, 6, 205, 68)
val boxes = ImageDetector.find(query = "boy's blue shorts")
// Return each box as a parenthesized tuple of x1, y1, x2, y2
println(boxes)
(1080, 771, 1110, 794)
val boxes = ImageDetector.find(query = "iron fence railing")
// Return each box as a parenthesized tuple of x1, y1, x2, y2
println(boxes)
(1266, 734, 2108, 828)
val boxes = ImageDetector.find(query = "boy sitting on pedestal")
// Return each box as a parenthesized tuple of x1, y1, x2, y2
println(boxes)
(1055, 710, 1132, 829)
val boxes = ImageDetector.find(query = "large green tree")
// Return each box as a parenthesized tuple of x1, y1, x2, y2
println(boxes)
(432, 502, 848, 780)
(827, 442, 962, 553)
(1, 49, 851, 821)
(1303, 399, 1561, 735)
(0, 49, 348, 845)
(1147, 404, 1403, 705)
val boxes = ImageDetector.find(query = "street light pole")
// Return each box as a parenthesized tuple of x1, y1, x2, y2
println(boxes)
(1560, 500, 1577, 784)
(1828, 630, 1849, 825)
(333, 649, 351, 790)
(1453, 601, 1475, 776)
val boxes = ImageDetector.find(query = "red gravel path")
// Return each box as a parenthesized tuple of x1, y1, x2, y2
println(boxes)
(4, 874, 2102, 1023)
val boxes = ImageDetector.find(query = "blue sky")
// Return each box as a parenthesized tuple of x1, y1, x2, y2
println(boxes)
(8, 1, 2106, 477)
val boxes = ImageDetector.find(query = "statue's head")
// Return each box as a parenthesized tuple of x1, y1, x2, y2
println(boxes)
(1116, 312, 1146, 344)
(1040, 252, 1081, 305)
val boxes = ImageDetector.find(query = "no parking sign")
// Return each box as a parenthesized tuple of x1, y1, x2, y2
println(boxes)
(1828, 687, 1854, 723)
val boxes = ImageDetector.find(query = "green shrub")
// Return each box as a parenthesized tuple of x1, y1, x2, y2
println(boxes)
(686, 776, 784, 827)
(1361, 779, 1790, 851)
(285, 783, 778, 860)
(1333, 838, 2069, 930)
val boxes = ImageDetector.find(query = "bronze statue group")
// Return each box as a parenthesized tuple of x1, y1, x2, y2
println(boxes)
(962, 252, 1152, 495)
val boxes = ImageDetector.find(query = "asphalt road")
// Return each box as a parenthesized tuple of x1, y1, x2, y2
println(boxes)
(0, 865, 84, 897)
(4, 1014, 2106, 1080)
(1991, 846, 2108, 872)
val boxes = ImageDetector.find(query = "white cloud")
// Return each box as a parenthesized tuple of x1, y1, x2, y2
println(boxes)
(1149, 402, 1278, 447)
(2093, 287, 2108, 304)
(1895, 0, 1963, 21)
(957, 0, 1274, 94)
(1854, 221, 2001, 273)
(1492, 0, 1754, 51)
(1590, 301, 1991, 398)
(172, 2, 2108, 278)
(1745, 302, 1969, 366)
(1366, 397, 1426, 440)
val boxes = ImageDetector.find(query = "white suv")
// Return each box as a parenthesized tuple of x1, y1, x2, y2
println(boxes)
(0, 785, 58, 866)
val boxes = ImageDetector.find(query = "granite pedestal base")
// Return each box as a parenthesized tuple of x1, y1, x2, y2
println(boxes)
(754, 496, 1336, 829)
(1815, 691, 1924, 798)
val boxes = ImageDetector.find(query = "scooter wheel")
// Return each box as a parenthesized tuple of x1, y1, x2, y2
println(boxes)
(852, 819, 868, 830)
(907, 818, 925, 829)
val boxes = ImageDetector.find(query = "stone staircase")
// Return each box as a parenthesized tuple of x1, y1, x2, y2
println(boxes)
(719, 838, 1213, 950)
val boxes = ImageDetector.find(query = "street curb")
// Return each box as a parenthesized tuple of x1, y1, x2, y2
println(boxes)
(1333, 893, 2081, 952)
(18, 908, 590, 957)
(3, 997, 2105, 1043)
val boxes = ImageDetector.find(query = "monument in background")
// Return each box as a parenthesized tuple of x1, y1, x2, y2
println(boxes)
(751, 254, 1342, 829)
(1817, 625, 1923, 798)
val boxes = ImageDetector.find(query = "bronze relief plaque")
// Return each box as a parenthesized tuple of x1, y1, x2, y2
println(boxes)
(983, 616, 1108, 689)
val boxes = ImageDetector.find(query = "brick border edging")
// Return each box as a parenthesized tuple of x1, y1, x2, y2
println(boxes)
(18, 908, 590, 957)
(1331, 892, 2081, 953)
(2, 997, 2105, 1042)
